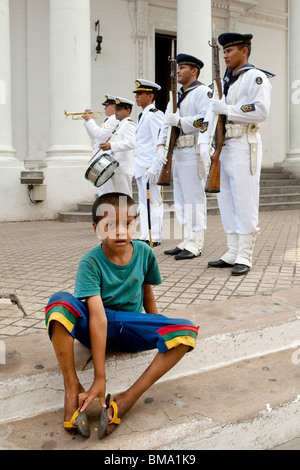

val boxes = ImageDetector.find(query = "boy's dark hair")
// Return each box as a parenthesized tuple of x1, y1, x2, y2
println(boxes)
(92, 192, 137, 225)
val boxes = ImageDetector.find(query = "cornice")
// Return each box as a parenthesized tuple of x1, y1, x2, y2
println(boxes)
(212, 1, 288, 31)
(242, 7, 288, 31)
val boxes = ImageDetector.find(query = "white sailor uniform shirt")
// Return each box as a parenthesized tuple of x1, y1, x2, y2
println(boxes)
(158, 81, 212, 162)
(84, 114, 118, 152)
(109, 117, 136, 176)
(157, 81, 212, 235)
(216, 65, 272, 235)
(134, 104, 164, 178)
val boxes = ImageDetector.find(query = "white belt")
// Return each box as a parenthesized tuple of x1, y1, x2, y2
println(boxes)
(225, 123, 259, 175)
(175, 134, 197, 148)
(225, 123, 248, 139)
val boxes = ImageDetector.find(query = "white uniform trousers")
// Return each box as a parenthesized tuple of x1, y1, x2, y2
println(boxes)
(217, 133, 262, 234)
(217, 132, 262, 267)
(173, 158, 206, 256)
(136, 174, 163, 242)
(97, 174, 133, 198)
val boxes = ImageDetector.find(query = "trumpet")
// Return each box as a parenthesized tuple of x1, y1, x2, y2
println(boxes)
(64, 109, 102, 120)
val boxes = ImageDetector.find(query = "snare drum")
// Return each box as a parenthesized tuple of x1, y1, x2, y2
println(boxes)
(85, 152, 119, 187)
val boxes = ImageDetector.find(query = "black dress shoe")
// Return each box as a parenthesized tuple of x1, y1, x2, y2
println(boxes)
(140, 240, 161, 247)
(164, 247, 182, 256)
(231, 264, 250, 276)
(208, 259, 234, 268)
(174, 249, 196, 260)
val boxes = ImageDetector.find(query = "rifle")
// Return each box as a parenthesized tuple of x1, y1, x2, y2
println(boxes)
(157, 40, 177, 186)
(205, 28, 225, 194)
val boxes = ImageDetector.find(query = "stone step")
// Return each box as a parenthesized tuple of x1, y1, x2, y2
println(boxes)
(260, 185, 300, 195)
(260, 179, 300, 186)
(1, 287, 300, 428)
(1, 349, 299, 449)
(1, 287, 300, 449)
(260, 172, 292, 180)
(58, 197, 300, 221)
(58, 167, 300, 222)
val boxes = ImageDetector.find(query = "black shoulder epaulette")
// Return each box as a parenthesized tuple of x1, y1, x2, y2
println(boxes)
(150, 108, 158, 113)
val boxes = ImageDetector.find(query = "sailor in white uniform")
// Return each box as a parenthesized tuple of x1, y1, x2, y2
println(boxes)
(83, 94, 119, 195)
(98, 97, 136, 197)
(133, 79, 165, 246)
(157, 54, 213, 260)
(207, 33, 273, 275)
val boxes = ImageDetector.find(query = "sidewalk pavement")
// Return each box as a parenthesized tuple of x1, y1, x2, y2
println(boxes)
(1, 209, 300, 450)
(1, 209, 300, 337)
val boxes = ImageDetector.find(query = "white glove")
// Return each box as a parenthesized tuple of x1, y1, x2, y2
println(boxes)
(199, 143, 211, 173)
(144, 168, 159, 184)
(156, 146, 167, 166)
(212, 95, 228, 115)
(167, 110, 181, 127)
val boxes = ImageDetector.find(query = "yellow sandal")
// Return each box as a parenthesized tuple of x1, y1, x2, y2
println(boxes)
(64, 409, 90, 437)
(109, 400, 121, 425)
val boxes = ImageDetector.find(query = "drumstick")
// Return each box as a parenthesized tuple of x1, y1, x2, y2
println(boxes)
(88, 147, 101, 163)
(88, 137, 111, 163)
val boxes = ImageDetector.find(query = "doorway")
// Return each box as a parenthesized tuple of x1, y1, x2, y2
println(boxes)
(155, 33, 177, 112)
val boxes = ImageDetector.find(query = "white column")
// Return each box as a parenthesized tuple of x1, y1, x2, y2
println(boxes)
(0, 0, 16, 161)
(282, 0, 300, 175)
(177, 0, 212, 86)
(47, 0, 92, 161)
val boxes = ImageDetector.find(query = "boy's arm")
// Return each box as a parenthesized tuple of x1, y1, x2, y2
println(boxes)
(143, 284, 158, 314)
(78, 295, 107, 412)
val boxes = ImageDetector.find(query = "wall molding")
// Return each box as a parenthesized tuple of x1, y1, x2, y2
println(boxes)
(212, 1, 288, 31)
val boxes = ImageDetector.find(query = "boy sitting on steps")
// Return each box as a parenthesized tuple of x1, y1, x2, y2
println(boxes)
(45, 192, 199, 438)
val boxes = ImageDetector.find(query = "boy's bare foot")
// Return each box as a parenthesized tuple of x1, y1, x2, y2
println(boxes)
(64, 382, 85, 434)
(106, 391, 134, 435)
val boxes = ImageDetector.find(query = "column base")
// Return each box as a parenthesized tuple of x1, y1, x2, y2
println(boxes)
(0, 146, 17, 162)
(280, 150, 300, 178)
(46, 145, 92, 165)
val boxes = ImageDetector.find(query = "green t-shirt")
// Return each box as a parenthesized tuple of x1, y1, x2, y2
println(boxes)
(74, 240, 162, 312)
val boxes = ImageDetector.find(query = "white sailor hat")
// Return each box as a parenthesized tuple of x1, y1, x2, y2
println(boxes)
(133, 79, 161, 93)
(114, 97, 135, 109)
(102, 94, 116, 105)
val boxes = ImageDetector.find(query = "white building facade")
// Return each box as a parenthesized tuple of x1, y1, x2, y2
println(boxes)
(0, 0, 294, 222)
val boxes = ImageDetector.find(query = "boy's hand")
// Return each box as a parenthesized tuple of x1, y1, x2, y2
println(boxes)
(78, 377, 106, 412)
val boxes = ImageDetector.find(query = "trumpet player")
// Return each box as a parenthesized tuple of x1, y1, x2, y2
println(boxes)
(83, 94, 118, 195)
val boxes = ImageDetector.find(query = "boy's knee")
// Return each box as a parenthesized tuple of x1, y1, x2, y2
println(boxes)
(49, 319, 71, 340)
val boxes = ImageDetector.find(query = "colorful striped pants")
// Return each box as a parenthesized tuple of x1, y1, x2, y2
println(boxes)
(45, 292, 199, 353)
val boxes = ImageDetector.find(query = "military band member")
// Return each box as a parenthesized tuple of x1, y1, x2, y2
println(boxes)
(207, 33, 273, 275)
(98, 97, 136, 198)
(133, 79, 165, 247)
(157, 53, 212, 260)
(83, 94, 119, 195)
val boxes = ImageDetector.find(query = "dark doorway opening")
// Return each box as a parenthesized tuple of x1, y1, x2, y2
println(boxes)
(155, 33, 177, 112)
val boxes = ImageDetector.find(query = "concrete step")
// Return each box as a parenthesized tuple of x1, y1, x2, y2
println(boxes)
(1, 287, 300, 449)
(260, 178, 300, 187)
(57, 168, 300, 222)
(0, 348, 299, 450)
(259, 201, 300, 212)
(260, 185, 300, 195)
(58, 197, 300, 221)
(260, 173, 292, 180)
(259, 193, 300, 204)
